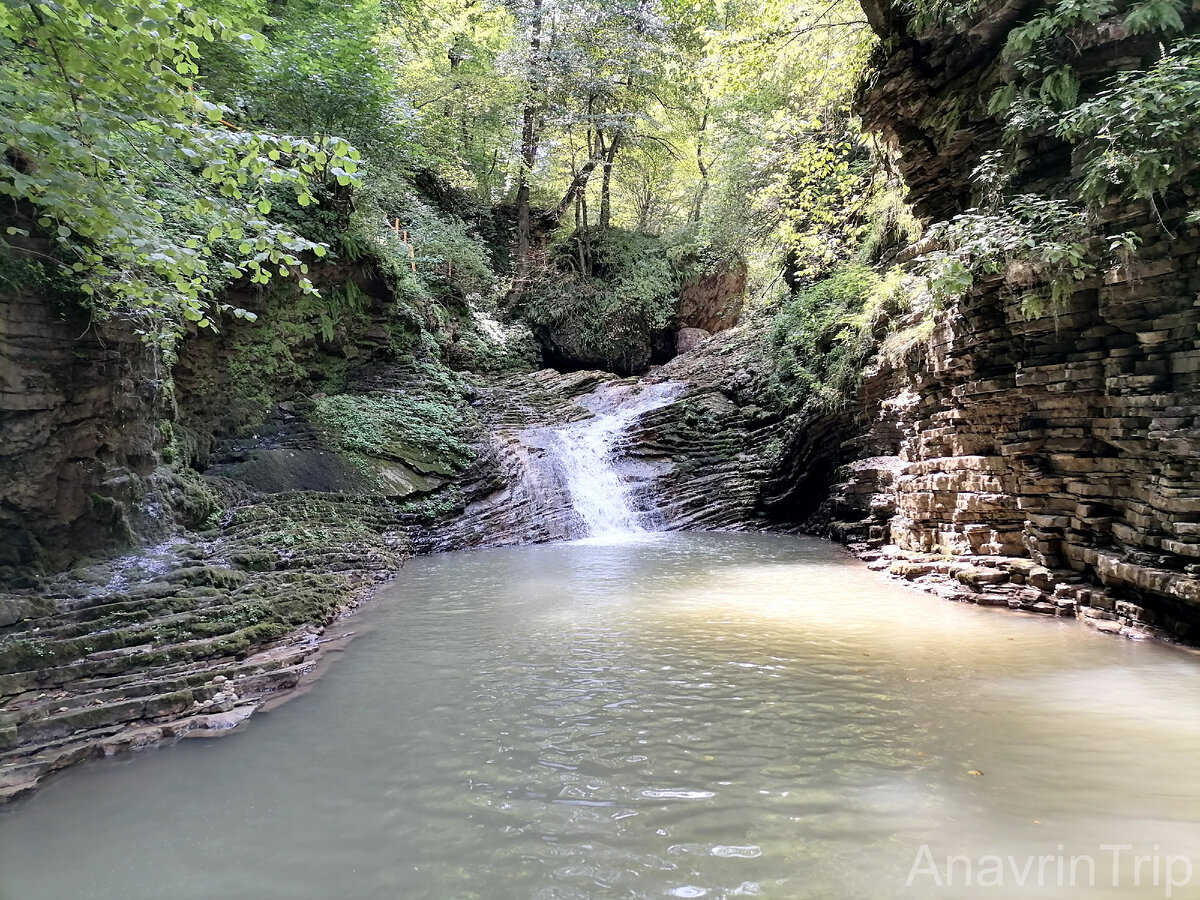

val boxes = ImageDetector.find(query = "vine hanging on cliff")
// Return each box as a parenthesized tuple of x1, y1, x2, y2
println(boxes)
(1054, 37, 1200, 211)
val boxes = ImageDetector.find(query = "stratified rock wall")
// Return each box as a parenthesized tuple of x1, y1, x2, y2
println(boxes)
(825, 0, 1200, 640)
(633, 328, 786, 531)
(0, 295, 168, 570)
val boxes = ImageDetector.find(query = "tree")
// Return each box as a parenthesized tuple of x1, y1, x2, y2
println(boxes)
(0, 0, 359, 345)
(510, 0, 545, 279)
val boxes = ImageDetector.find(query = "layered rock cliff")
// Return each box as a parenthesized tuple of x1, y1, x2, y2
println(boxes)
(3, 0, 1200, 800)
(0, 295, 173, 576)
(815, 0, 1200, 641)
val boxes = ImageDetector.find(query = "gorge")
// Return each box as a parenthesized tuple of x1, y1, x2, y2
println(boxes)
(2, 0, 1200, 894)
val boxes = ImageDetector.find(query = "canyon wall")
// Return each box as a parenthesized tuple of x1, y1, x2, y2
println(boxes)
(0, 294, 172, 575)
(820, 0, 1200, 640)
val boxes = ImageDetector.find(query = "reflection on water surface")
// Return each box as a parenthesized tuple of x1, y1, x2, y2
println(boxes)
(1, 533, 1197, 899)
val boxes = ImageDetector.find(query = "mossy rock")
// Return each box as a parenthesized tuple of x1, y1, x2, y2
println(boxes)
(145, 690, 194, 717)
(955, 567, 1010, 588)
(0, 597, 55, 628)
(21, 698, 148, 742)
(0, 639, 69, 675)
(162, 566, 247, 589)
(310, 392, 475, 475)
(890, 562, 935, 579)
(228, 550, 280, 572)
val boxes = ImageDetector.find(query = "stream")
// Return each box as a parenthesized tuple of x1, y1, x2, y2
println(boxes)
(1, 393, 1198, 900)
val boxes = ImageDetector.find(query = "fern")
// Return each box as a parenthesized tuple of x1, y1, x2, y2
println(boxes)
(1055, 37, 1200, 205)
(1124, 0, 1186, 34)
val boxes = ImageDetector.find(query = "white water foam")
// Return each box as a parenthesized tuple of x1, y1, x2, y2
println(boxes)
(547, 381, 683, 539)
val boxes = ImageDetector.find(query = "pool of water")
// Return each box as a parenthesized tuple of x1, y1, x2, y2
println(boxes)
(2, 533, 1198, 899)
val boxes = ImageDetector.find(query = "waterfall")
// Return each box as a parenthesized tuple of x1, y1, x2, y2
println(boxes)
(547, 381, 683, 539)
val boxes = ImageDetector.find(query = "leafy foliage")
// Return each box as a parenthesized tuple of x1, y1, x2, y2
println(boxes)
(1, 0, 914, 402)
(909, 152, 1144, 312)
(682, 0, 877, 277)
(771, 116, 877, 280)
(984, 0, 1194, 207)
(521, 228, 683, 371)
(768, 265, 919, 409)
(915, 193, 1094, 307)
(0, 0, 361, 345)
(1055, 38, 1200, 208)
(310, 392, 475, 472)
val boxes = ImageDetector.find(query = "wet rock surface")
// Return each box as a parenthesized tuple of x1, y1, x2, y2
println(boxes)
(0, 364, 688, 799)
(0, 492, 413, 802)
(0, 354, 469, 800)
(635, 328, 788, 531)
(0, 295, 173, 572)
(429, 368, 611, 549)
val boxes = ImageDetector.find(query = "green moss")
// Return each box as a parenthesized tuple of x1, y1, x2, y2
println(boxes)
(163, 566, 247, 589)
(86, 493, 133, 543)
(397, 486, 466, 522)
(145, 689, 194, 716)
(217, 280, 369, 424)
(228, 550, 279, 571)
(226, 314, 314, 421)
(173, 467, 223, 527)
(0, 638, 58, 675)
(311, 392, 474, 474)
(188, 620, 239, 637)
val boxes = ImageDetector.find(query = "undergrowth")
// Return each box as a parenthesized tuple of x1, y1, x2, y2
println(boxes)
(767, 264, 924, 409)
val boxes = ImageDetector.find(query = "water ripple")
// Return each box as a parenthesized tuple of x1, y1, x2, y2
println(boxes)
(1, 534, 1198, 900)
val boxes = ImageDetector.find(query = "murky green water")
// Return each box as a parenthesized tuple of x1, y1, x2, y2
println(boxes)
(2, 533, 1198, 899)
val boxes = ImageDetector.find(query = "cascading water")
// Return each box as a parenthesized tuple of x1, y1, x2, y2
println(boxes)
(547, 380, 683, 539)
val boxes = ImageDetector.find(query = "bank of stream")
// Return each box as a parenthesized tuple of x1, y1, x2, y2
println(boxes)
(1, 379, 1199, 899)
(1, 533, 1198, 899)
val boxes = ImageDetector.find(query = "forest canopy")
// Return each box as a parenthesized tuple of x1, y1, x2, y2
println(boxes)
(5, 0, 1192, 387)
(0, 0, 877, 349)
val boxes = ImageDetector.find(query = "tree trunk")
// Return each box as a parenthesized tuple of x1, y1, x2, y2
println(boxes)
(598, 130, 622, 230)
(514, 0, 544, 280)
(554, 153, 604, 219)
(691, 101, 710, 224)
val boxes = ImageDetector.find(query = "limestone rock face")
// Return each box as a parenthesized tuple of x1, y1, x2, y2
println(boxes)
(677, 265, 745, 334)
(674, 327, 710, 355)
(429, 369, 609, 550)
(816, 0, 1200, 641)
(0, 294, 169, 569)
(632, 328, 790, 531)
